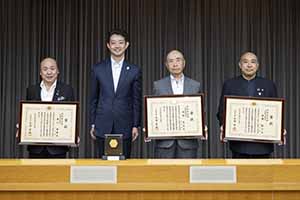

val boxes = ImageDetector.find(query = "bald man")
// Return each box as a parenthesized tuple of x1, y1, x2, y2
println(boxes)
(152, 50, 204, 158)
(217, 52, 279, 158)
(25, 57, 75, 158)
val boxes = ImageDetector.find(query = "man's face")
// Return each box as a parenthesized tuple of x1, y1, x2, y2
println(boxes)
(239, 53, 259, 79)
(107, 34, 129, 58)
(40, 59, 59, 85)
(166, 51, 185, 76)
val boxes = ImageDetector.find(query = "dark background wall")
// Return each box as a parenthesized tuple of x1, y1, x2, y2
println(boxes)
(0, 0, 299, 158)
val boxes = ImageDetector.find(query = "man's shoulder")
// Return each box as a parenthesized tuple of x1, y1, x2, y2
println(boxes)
(222, 76, 245, 87)
(185, 76, 200, 85)
(93, 59, 109, 68)
(57, 81, 73, 89)
(257, 77, 277, 92)
(27, 83, 39, 91)
(224, 76, 241, 83)
(256, 76, 275, 84)
(154, 76, 169, 84)
(220, 76, 245, 92)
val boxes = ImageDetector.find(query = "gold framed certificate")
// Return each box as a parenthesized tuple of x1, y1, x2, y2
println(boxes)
(18, 101, 79, 146)
(223, 96, 285, 143)
(144, 94, 205, 139)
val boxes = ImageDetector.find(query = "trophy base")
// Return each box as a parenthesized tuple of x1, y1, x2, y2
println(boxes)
(102, 155, 126, 160)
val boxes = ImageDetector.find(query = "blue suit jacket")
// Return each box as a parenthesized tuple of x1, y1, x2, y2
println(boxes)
(153, 76, 202, 149)
(90, 58, 142, 139)
(26, 81, 75, 155)
(217, 75, 278, 155)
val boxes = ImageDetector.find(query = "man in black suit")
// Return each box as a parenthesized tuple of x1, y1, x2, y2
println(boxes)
(90, 29, 142, 158)
(217, 52, 284, 158)
(24, 57, 75, 158)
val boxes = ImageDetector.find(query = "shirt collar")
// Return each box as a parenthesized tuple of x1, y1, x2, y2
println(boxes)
(40, 80, 57, 91)
(170, 74, 184, 82)
(240, 74, 257, 82)
(111, 57, 124, 68)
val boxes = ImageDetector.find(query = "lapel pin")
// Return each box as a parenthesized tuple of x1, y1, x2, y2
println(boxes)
(126, 66, 130, 70)
(57, 96, 65, 101)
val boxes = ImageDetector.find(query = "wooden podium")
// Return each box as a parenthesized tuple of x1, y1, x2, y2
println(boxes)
(0, 159, 300, 200)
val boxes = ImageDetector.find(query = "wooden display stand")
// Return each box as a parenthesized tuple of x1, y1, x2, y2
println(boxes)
(0, 159, 300, 200)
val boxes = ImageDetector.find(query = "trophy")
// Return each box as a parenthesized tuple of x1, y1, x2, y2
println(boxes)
(102, 134, 125, 160)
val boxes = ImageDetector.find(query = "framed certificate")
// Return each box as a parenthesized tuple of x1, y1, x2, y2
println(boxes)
(144, 94, 205, 139)
(18, 101, 79, 146)
(223, 96, 285, 143)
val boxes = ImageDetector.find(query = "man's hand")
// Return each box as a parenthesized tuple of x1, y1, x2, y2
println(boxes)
(201, 125, 209, 140)
(15, 123, 19, 138)
(90, 126, 96, 140)
(220, 125, 227, 142)
(76, 136, 81, 146)
(278, 129, 287, 146)
(142, 128, 151, 142)
(132, 127, 139, 141)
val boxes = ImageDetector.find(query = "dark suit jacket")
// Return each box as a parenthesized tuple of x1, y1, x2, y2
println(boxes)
(26, 81, 75, 155)
(90, 58, 142, 139)
(217, 75, 278, 155)
(153, 76, 202, 149)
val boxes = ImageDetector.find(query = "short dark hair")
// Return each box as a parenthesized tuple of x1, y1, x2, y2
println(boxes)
(239, 51, 259, 64)
(106, 29, 129, 43)
(165, 49, 185, 63)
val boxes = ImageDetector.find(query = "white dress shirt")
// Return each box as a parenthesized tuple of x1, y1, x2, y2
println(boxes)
(40, 80, 57, 101)
(170, 74, 184, 95)
(111, 57, 124, 92)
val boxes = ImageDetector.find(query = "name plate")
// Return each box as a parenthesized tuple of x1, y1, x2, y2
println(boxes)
(223, 96, 284, 143)
(18, 101, 79, 146)
(70, 166, 117, 183)
(144, 94, 206, 139)
(190, 166, 236, 183)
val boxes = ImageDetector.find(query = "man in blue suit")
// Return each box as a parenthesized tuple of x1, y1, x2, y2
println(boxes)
(90, 29, 142, 158)
(217, 52, 285, 158)
(152, 50, 207, 158)
(23, 57, 75, 158)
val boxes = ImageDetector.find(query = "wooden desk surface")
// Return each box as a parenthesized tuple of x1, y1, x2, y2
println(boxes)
(0, 159, 299, 191)
(0, 158, 293, 166)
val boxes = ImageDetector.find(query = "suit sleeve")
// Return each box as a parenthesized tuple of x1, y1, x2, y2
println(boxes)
(66, 85, 75, 101)
(132, 67, 142, 128)
(197, 81, 202, 93)
(272, 82, 278, 98)
(90, 66, 99, 126)
(26, 87, 33, 100)
(26, 87, 30, 100)
(152, 81, 159, 95)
